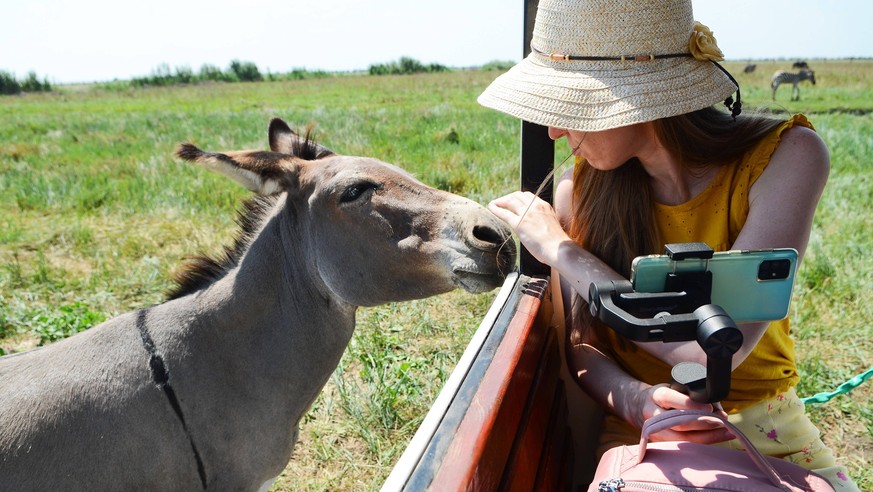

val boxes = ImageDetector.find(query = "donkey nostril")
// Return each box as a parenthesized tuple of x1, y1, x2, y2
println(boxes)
(472, 224, 504, 246)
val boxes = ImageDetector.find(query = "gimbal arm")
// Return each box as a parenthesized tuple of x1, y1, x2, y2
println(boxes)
(588, 279, 743, 403)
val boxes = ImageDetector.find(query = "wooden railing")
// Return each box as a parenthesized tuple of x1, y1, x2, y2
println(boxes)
(383, 274, 601, 491)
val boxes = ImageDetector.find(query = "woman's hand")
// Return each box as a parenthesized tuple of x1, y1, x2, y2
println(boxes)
(488, 191, 570, 267)
(639, 384, 735, 444)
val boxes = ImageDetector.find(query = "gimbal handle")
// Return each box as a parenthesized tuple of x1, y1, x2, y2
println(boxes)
(588, 279, 743, 403)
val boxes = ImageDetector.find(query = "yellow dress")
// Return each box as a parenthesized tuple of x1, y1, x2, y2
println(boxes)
(599, 114, 812, 414)
(591, 114, 858, 490)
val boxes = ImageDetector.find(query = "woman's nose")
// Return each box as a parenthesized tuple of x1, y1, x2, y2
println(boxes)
(547, 127, 568, 141)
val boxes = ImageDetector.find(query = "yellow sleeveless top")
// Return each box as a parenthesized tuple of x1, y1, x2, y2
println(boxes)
(594, 114, 814, 413)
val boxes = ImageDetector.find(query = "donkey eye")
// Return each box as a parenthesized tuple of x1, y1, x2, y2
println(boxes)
(340, 182, 379, 203)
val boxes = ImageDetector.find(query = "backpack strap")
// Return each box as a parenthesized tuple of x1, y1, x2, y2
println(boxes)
(638, 409, 804, 492)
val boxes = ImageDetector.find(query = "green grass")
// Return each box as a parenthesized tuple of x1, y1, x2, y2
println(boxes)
(1, 63, 871, 489)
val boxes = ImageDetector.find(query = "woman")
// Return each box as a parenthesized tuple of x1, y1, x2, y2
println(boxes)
(481, 0, 857, 489)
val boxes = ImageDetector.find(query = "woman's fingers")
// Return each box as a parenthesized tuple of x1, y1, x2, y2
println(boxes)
(659, 416, 728, 433)
(489, 191, 569, 265)
(489, 192, 538, 219)
(651, 385, 716, 413)
(489, 192, 559, 232)
(645, 385, 736, 442)
(648, 426, 736, 444)
(488, 192, 525, 227)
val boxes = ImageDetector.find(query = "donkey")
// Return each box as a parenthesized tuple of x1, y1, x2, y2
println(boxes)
(771, 69, 816, 101)
(0, 118, 516, 491)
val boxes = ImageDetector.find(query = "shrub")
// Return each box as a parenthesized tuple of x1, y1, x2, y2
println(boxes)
(481, 60, 516, 71)
(0, 71, 21, 95)
(0, 70, 52, 95)
(199, 63, 232, 82)
(20, 71, 52, 92)
(131, 63, 173, 87)
(229, 60, 262, 82)
(368, 57, 451, 76)
(173, 65, 195, 84)
(283, 68, 332, 80)
(398, 56, 425, 73)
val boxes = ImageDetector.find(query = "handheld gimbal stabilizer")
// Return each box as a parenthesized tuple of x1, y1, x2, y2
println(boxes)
(587, 243, 743, 403)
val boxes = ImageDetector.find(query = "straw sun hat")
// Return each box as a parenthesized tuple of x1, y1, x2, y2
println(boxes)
(478, 0, 741, 132)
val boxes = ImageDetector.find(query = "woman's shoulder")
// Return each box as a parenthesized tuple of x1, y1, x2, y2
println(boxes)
(743, 114, 826, 182)
(764, 123, 829, 183)
(772, 114, 820, 151)
(774, 123, 826, 158)
(748, 118, 829, 208)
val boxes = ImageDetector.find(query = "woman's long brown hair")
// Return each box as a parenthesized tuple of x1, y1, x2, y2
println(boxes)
(568, 106, 786, 330)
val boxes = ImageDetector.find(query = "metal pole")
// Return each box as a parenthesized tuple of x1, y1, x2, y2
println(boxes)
(520, 0, 555, 276)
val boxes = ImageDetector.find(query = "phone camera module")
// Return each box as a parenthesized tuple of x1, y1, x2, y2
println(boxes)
(758, 259, 791, 281)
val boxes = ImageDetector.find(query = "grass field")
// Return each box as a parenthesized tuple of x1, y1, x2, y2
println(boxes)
(1, 59, 871, 490)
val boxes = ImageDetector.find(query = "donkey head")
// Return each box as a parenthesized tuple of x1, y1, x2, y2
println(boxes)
(175, 118, 516, 306)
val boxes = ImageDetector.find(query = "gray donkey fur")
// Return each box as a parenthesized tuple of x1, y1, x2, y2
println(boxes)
(0, 118, 516, 491)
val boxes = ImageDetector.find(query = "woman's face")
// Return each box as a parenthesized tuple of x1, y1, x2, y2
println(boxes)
(548, 123, 654, 171)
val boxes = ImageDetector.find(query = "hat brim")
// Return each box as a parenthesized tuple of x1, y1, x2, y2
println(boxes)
(478, 53, 737, 132)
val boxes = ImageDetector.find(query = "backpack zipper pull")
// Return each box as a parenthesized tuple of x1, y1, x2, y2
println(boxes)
(597, 478, 625, 492)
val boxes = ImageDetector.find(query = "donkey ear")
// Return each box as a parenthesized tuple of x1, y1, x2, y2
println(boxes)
(268, 118, 335, 157)
(176, 143, 295, 195)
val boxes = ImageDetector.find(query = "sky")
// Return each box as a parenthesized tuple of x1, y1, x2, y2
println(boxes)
(3, 0, 872, 84)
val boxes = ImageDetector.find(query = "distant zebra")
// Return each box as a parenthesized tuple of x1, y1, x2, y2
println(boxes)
(771, 69, 816, 101)
(743, 63, 757, 73)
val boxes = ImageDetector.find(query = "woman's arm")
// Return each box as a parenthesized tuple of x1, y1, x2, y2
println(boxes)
(565, 308, 734, 442)
(492, 168, 730, 440)
(735, 125, 829, 260)
(717, 126, 830, 362)
(552, 169, 732, 441)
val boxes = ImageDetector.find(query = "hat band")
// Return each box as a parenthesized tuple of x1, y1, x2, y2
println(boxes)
(530, 45, 742, 119)
(531, 45, 691, 62)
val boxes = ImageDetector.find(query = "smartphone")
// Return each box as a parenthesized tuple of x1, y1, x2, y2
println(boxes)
(630, 248, 798, 323)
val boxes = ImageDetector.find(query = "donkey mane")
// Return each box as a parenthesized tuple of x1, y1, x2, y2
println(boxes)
(168, 195, 277, 300)
(280, 125, 333, 161)
(167, 130, 325, 300)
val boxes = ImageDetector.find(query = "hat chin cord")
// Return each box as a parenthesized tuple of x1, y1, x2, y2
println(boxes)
(710, 60, 742, 119)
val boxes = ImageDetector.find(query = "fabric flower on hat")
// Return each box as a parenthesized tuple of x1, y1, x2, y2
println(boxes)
(688, 21, 725, 62)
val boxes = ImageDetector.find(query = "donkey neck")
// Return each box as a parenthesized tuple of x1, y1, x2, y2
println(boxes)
(158, 207, 359, 417)
(149, 208, 361, 482)
(194, 209, 358, 363)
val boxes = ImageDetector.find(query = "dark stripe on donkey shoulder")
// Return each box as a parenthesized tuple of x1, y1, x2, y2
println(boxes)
(135, 308, 208, 489)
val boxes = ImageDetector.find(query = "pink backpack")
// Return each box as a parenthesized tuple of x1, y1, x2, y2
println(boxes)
(588, 410, 835, 492)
